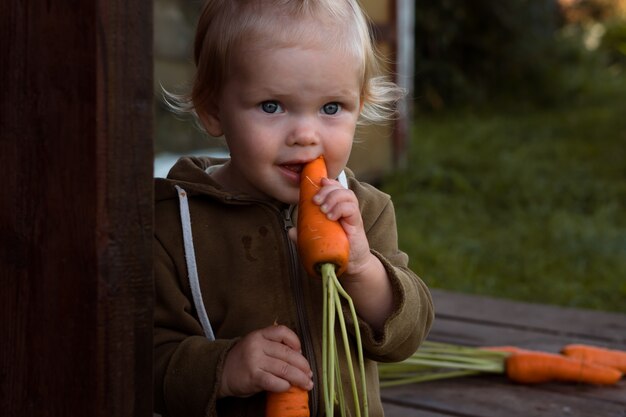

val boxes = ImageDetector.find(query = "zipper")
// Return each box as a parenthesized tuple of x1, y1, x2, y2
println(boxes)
(282, 206, 320, 417)
(224, 196, 321, 415)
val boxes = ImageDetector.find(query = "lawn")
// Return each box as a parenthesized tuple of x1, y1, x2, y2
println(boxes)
(381, 72, 626, 313)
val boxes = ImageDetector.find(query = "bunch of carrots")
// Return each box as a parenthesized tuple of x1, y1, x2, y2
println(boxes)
(378, 341, 625, 388)
(266, 156, 367, 417)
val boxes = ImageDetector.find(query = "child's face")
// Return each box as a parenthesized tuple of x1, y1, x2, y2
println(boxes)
(203, 41, 362, 204)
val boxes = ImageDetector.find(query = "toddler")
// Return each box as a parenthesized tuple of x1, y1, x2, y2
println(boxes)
(154, 1, 434, 416)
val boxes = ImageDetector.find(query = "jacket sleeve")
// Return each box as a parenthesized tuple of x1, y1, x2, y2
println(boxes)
(154, 237, 237, 417)
(351, 185, 435, 363)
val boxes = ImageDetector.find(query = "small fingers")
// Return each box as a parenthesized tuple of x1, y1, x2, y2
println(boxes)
(264, 339, 312, 376)
(313, 177, 344, 204)
(254, 326, 314, 391)
(322, 200, 359, 223)
(316, 188, 360, 223)
(260, 356, 314, 392)
(221, 326, 314, 398)
(262, 324, 302, 352)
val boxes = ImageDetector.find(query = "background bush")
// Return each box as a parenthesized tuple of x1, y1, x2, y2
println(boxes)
(385, 0, 626, 312)
(411, 0, 624, 110)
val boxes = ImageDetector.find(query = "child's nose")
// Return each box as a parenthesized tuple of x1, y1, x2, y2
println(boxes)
(286, 117, 320, 147)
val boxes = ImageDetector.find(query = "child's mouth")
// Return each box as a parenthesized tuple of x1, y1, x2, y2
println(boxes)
(281, 163, 304, 174)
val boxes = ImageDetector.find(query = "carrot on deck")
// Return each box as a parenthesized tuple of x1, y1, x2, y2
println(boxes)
(561, 344, 626, 373)
(266, 386, 310, 417)
(506, 351, 623, 385)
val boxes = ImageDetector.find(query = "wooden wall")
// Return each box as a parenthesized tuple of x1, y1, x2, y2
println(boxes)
(0, 1, 154, 416)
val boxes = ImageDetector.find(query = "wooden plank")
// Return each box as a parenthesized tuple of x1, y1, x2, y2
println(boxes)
(431, 289, 626, 344)
(536, 382, 626, 406)
(96, 1, 154, 415)
(428, 314, 626, 351)
(383, 401, 454, 417)
(381, 377, 626, 417)
(0, 1, 153, 416)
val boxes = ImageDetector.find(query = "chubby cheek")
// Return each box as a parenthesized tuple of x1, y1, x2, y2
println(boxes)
(284, 187, 301, 205)
(227, 125, 274, 162)
(325, 133, 354, 179)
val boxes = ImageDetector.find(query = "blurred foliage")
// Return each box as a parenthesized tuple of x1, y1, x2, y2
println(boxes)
(412, 0, 626, 111)
(558, 0, 626, 24)
(383, 59, 626, 313)
(601, 18, 626, 64)
(397, 0, 626, 312)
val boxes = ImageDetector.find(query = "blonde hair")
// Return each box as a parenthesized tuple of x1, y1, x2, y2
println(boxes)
(164, 0, 405, 131)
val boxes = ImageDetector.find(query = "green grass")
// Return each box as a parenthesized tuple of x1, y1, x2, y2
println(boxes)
(382, 72, 626, 313)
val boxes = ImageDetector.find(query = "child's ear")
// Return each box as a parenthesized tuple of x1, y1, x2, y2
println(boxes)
(198, 105, 223, 137)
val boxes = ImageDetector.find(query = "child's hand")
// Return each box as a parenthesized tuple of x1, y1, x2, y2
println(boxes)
(289, 176, 394, 330)
(218, 324, 314, 398)
(310, 177, 375, 278)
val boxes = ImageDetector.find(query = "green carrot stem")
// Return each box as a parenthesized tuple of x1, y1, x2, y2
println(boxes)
(395, 357, 504, 372)
(407, 352, 506, 367)
(419, 341, 509, 358)
(377, 363, 436, 374)
(329, 268, 368, 417)
(319, 263, 369, 417)
(377, 340, 508, 388)
(326, 266, 337, 417)
(379, 369, 482, 387)
(321, 266, 330, 413)
(334, 341, 347, 416)
(332, 280, 361, 417)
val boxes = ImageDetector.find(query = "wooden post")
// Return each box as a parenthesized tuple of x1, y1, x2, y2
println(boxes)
(0, 1, 153, 416)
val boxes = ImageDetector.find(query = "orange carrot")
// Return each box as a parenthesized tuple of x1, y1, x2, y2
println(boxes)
(505, 351, 622, 385)
(297, 156, 350, 277)
(266, 386, 310, 417)
(297, 156, 368, 417)
(561, 344, 626, 372)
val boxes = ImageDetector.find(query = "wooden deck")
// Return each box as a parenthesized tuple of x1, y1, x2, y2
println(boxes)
(381, 289, 626, 417)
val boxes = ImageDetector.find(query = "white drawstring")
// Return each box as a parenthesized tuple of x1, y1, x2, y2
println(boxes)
(175, 185, 215, 341)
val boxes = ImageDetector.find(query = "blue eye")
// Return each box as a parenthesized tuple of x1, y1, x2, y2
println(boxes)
(261, 101, 283, 114)
(322, 103, 340, 115)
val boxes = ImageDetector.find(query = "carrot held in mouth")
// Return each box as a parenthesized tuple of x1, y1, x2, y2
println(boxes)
(296, 155, 368, 417)
(297, 155, 350, 278)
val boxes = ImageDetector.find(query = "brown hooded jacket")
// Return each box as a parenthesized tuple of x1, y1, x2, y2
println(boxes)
(154, 156, 434, 417)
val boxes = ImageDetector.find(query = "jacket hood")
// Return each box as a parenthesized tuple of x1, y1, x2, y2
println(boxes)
(155, 156, 233, 203)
